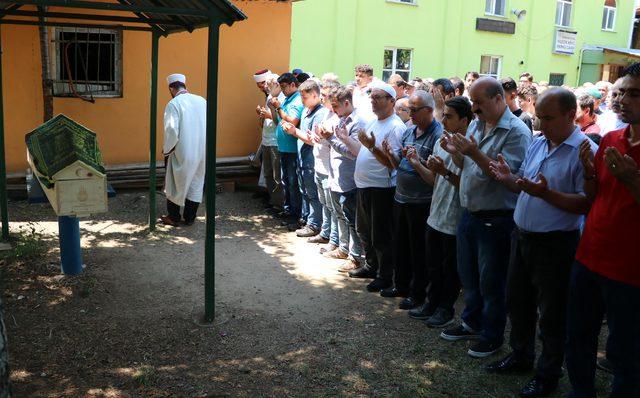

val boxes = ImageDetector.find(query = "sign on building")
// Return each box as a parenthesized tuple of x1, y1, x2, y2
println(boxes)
(554, 29, 577, 55)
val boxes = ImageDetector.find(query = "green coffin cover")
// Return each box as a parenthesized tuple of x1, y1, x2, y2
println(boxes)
(25, 114, 105, 187)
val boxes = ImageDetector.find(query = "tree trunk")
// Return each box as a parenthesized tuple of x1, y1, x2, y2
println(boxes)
(38, 7, 53, 122)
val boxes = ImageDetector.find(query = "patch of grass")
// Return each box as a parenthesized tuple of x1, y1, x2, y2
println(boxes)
(132, 365, 156, 387)
(0, 228, 48, 265)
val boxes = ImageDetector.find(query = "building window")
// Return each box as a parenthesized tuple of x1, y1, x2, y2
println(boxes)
(383, 48, 412, 82)
(549, 73, 566, 86)
(480, 55, 502, 79)
(602, 0, 616, 31)
(53, 27, 123, 98)
(555, 0, 572, 27)
(485, 0, 506, 16)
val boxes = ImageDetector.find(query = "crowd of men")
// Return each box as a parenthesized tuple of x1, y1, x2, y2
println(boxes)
(251, 64, 640, 398)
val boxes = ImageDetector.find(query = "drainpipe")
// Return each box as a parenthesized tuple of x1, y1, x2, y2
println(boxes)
(576, 46, 587, 86)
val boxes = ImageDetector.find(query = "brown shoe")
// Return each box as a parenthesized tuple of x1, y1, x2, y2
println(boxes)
(159, 215, 180, 227)
(319, 243, 338, 254)
(323, 248, 349, 259)
(307, 234, 328, 243)
(338, 258, 360, 273)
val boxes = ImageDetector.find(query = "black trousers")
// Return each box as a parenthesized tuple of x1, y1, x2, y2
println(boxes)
(356, 187, 396, 282)
(167, 198, 200, 223)
(425, 225, 460, 314)
(507, 228, 580, 380)
(393, 201, 430, 300)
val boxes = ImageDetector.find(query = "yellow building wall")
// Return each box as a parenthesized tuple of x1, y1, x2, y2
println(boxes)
(1, 0, 292, 173)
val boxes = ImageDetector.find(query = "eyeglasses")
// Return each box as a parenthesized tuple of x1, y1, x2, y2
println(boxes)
(409, 106, 429, 114)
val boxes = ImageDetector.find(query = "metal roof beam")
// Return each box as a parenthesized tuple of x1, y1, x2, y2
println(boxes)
(0, 18, 154, 31)
(0, 9, 184, 25)
(0, 1, 212, 17)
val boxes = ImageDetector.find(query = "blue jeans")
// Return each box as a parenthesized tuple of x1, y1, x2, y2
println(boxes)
(566, 261, 640, 398)
(456, 209, 514, 346)
(331, 189, 362, 259)
(297, 147, 322, 230)
(280, 152, 301, 218)
(315, 173, 339, 245)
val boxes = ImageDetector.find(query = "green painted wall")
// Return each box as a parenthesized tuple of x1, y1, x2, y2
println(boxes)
(290, 0, 636, 86)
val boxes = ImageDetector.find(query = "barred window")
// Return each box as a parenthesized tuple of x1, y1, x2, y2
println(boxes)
(53, 28, 123, 99)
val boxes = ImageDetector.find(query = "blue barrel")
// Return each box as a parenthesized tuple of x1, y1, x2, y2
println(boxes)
(58, 216, 83, 275)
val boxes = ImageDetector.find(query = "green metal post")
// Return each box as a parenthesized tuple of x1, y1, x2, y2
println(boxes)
(204, 20, 220, 322)
(0, 29, 9, 241)
(149, 30, 159, 232)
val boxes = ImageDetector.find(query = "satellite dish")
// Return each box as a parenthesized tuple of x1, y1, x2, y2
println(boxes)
(513, 9, 527, 20)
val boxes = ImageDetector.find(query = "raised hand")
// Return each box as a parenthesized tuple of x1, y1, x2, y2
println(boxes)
(604, 147, 639, 184)
(281, 121, 296, 136)
(516, 173, 549, 197)
(451, 133, 478, 156)
(405, 146, 420, 165)
(426, 155, 447, 176)
(489, 153, 512, 182)
(401, 145, 414, 159)
(358, 129, 376, 149)
(440, 132, 459, 155)
(269, 97, 281, 109)
(579, 139, 595, 178)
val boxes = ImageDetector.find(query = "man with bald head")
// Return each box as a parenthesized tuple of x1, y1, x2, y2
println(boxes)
(381, 90, 443, 310)
(487, 88, 597, 397)
(439, 77, 531, 359)
(395, 97, 412, 126)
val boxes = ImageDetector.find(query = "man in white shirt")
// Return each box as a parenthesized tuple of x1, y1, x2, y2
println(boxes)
(349, 83, 407, 293)
(160, 73, 207, 227)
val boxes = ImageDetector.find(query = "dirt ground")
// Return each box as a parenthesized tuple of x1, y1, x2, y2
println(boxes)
(1, 190, 612, 397)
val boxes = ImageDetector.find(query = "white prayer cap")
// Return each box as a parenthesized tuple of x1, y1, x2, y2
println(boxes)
(369, 82, 397, 100)
(253, 69, 272, 83)
(167, 73, 186, 85)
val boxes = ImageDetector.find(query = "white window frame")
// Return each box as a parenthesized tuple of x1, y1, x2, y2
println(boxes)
(386, 0, 418, 5)
(555, 0, 572, 28)
(485, 0, 506, 17)
(602, 5, 616, 31)
(479, 55, 503, 79)
(383, 47, 413, 81)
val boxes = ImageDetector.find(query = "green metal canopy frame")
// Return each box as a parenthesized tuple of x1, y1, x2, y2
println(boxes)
(0, 0, 246, 322)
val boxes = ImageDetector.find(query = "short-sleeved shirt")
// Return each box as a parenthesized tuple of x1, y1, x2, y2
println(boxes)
(395, 121, 443, 204)
(298, 104, 328, 169)
(261, 93, 285, 147)
(313, 109, 335, 176)
(276, 91, 304, 153)
(459, 107, 532, 212)
(354, 114, 406, 189)
(514, 127, 598, 232)
(581, 122, 601, 136)
(427, 136, 463, 235)
(327, 109, 370, 193)
(576, 127, 640, 287)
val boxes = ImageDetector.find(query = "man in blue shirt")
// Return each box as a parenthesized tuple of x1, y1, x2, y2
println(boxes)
(271, 73, 304, 225)
(439, 78, 531, 358)
(487, 88, 598, 398)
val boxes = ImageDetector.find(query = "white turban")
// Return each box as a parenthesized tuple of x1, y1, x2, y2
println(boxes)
(253, 69, 272, 83)
(167, 73, 186, 85)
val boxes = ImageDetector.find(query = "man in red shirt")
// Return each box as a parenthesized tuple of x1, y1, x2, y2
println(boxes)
(566, 63, 640, 398)
(576, 93, 602, 144)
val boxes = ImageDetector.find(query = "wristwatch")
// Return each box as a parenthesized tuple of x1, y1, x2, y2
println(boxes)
(443, 170, 453, 180)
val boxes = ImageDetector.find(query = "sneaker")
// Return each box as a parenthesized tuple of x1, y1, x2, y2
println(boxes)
(424, 308, 455, 328)
(308, 235, 329, 244)
(468, 341, 502, 358)
(295, 225, 319, 237)
(440, 324, 480, 341)
(408, 302, 436, 320)
(338, 258, 359, 273)
(366, 278, 391, 292)
(323, 248, 349, 259)
(319, 244, 337, 254)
